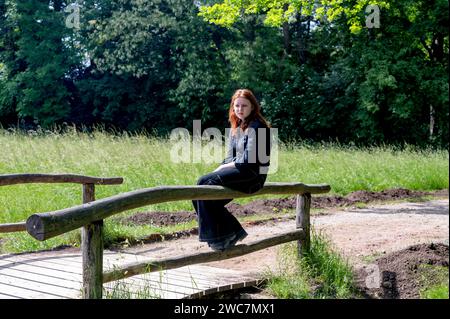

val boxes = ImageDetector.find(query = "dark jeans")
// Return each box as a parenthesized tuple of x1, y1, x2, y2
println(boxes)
(192, 166, 266, 243)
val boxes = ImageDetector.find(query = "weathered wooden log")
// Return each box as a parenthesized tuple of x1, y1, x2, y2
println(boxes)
(81, 184, 103, 299)
(26, 182, 330, 241)
(296, 193, 311, 256)
(0, 174, 123, 186)
(103, 229, 305, 283)
(0, 222, 26, 233)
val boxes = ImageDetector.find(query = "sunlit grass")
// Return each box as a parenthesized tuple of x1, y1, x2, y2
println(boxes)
(0, 128, 448, 253)
(421, 285, 449, 299)
(264, 230, 356, 299)
(419, 264, 449, 299)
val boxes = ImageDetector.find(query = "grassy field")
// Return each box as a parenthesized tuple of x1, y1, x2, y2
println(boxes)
(264, 231, 356, 299)
(0, 129, 448, 253)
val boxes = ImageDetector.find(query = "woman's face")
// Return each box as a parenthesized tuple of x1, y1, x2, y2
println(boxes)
(233, 97, 253, 120)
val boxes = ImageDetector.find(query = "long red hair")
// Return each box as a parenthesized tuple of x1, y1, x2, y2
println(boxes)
(228, 89, 270, 135)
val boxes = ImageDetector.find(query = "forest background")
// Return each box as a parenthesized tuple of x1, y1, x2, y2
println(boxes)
(0, 0, 448, 147)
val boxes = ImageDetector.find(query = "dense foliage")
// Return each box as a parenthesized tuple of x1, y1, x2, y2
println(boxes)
(0, 0, 448, 147)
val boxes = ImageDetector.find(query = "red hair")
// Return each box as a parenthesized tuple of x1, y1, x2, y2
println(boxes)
(228, 89, 270, 135)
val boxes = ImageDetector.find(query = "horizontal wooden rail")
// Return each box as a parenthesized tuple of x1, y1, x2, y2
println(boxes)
(0, 173, 123, 234)
(0, 222, 26, 233)
(103, 229, 305, 283)
(0, 174, 123, 186)
(26, 182, 330, 241)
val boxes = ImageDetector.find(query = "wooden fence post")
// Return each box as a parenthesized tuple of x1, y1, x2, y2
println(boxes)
(296, 193, 311, 257)
(81, 183, 103, 299)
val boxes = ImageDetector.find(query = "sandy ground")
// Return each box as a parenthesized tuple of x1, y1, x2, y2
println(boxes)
(123, 199, 449, 276)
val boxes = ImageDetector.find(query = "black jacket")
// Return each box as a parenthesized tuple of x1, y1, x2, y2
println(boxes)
(222, 118, 271, 175)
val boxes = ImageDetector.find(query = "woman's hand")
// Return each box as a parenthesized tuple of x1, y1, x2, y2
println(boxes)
(213, 162, 235, 172)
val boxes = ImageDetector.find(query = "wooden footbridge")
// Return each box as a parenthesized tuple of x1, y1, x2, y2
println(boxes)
(0, 174, 330, 299)
(0, 249, 262, 299)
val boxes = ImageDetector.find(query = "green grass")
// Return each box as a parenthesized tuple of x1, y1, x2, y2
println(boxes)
(264, 230, 357, 299)
(0, 129, 448, 253)
(418, 264, 449, 299)
(421, 285, 449, 299)
(103, 278, 163, 299)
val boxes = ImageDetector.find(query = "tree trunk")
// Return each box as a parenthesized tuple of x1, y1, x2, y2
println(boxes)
(295, 11, 307, 65)
(282, 3, 291, 57)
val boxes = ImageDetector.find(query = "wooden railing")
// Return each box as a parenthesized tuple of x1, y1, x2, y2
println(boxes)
(0, 173, 123, 299)
(26, 182, 330, 299)
(1, 173, 331, 299)
(0, 173, 123, 186)
(0, 174, 123, 234)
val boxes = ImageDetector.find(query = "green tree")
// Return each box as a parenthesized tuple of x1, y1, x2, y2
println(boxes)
(0, 0, 80, 127)
(198, 0, 449, 146)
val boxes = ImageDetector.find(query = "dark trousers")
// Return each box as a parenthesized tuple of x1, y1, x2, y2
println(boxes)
(192, 166, 266, 243)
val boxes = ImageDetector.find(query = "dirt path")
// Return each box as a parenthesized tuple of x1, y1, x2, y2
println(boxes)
(3, 196, 446, 299)
(123, 198, 449, 277)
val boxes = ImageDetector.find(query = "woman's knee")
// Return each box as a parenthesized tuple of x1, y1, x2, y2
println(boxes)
(197, 174, 219, 185)
(196, 175, 207, 185)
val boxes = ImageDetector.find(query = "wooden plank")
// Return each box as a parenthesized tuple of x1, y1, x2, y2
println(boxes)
(103, 253, 213, 290)
(103, 256, 263, 297)
(114, 275, 199, 296)
(0, 282, 57, 299)
(104, 264, 258, 293)
(0, 267, 81, 290)
(102, 265, 260, 299)
(0, 255, 83, 299)
(105, 276, 210, 299)
(0, 275, 78, 299)
(0, 249, 262, 299)
(0, 255, 83, 273)
(0, 173, 123, 186)
(156, 267, 248, 285)
(0, 259, 82, 280)
(1, 245, 284, 287)
(177, 265, 263, 299)
(0, 222, 26, 233)
(111, 268, 219, 289)
(0, 291, 22, 299)
(103, 229, 304, 283)
(26, 183, 329, 240)
(1, 250, 243, 287)
(188, 279, 264, 299)
(168, 266, 256, 285)
(0, 258, 190, 299)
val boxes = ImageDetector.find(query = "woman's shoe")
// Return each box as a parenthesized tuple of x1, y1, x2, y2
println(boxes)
(223, 231, 247, 249)
(208, 230, 248, 251)
(208, 243, 225, 251)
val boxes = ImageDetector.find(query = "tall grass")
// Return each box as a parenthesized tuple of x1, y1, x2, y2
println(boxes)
(103, 279, 163, 299)
(0, 129, 448, 253)
(264, 230, 356, 299)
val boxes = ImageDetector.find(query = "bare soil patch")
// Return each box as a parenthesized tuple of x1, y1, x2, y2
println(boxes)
(116, 188, 448, 228)
(355, 243, 448, 299)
